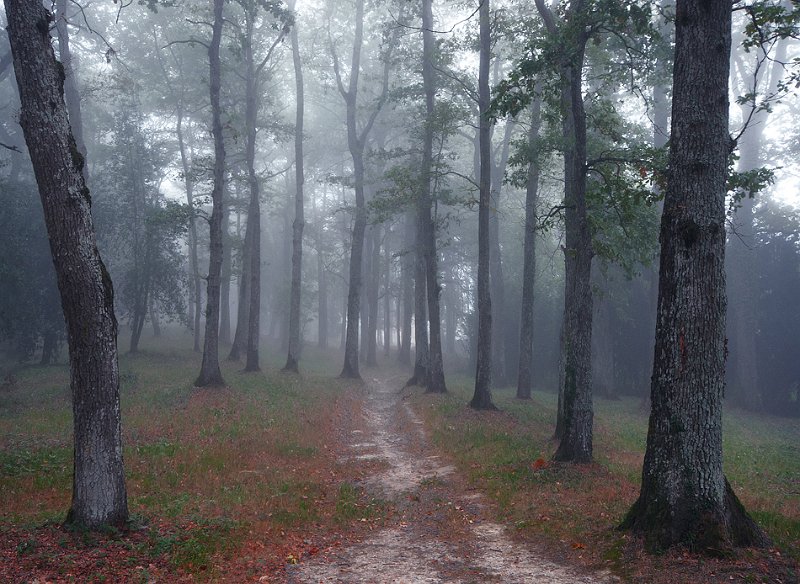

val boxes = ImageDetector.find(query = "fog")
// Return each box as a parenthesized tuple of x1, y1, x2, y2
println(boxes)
(1, 1, 799, 409)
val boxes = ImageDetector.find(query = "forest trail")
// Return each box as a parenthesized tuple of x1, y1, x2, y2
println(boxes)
(284, 376, 616, 584)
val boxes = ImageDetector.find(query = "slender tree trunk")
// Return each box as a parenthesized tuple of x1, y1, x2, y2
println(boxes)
(470, 0, 495, 410)
(516, 93, 543, 399)
(399, 213, 414, 367)
(360, 225, 372, 363)
(219, 201, 232, 344)
(621, 0, 768, 551)
(285, 5, 305, 372)
(229, 203, 252, 361)
(421, 0, 446, 393)
(409, 232, 429, 386)
(366, 225, 380, 366)
(195, 0, 226, 387)
(176, 109, 202, 353)
(383, 234, 392, 356)
(334, 0, 394, 378)
(5, 0, 128, 527)
(243, 11, 261, 373)
(727, 42, 785, 410)
(534, 0, 593, 461)
(489, 119, 515, 387)
(41, 329, 58, 366)
(55, 0, 87, 184)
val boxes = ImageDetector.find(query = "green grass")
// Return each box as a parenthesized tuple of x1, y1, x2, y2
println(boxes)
(416, 380, 800, 563)
(0, 332, 353, 577)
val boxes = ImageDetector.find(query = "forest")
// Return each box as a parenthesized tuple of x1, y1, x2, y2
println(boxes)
(0, 0, 799, 581)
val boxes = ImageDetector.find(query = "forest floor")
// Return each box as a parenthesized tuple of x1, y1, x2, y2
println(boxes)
(0, 339, 797, 583)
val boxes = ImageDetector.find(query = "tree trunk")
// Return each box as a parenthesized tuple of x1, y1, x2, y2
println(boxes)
(243, 9, 261, 373)
(409, 228, 429, 386)
(398, 213, 414, 367)
(229, 202, 251, 361)
(366, 225, 380, 366)
(489, 119, 515, 387)
(383, 234, 392, 356)
(176, 108, 202, 353)
(195, 0, 226, 387)
(421, 0, 446, 393)
(5, 0, 128, 528)
(470, 0, 495, 410)
(534, 0, 594, 462)
(219, 201, 232, 344)
(621, 0, 769, 552)
(334, 0, 393, 379)
(55, 0, 87, 184)
(516, 93, 543, 399)
(284, 4, 305, 372)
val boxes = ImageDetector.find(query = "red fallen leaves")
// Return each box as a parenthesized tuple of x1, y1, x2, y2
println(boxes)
(531, 458, 548, 471)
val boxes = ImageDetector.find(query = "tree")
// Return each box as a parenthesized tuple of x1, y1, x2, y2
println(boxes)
(420, 0, 446, 394)
(470, 0, 496, 410)
(621, 0, 769, 552)
(284, 0, 305, 373)
(5, 0, 128, 527)
(195, 0, 227, 387)
(516, 92, 543, 399)
(331, 0, 394, 379)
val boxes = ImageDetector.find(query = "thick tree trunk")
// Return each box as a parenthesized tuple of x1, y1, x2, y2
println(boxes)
(6, 0, 128, 527)
(470, 0, 495, 410)
(622, 0, 769, 552)
(516, 94, 543, 399)
(195, 0, 226, 387)
(284, 7, 305, 372)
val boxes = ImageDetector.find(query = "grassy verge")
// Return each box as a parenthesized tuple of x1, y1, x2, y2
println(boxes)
(0, 335, 359, 581)
(413, 377, 799, 583)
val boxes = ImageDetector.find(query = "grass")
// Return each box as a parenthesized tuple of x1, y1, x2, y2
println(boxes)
(413, 377, 800, 581)
(0, 332, 359, 580)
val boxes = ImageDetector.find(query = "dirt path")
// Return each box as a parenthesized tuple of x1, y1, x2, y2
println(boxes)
(285, 376, 617, 584)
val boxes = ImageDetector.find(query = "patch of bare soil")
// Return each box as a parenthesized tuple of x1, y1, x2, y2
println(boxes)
(284, 376, 616, 583)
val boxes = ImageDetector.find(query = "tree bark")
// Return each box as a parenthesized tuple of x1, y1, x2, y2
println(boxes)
(284, 3, 305, 372)
(195, 0, 226, 387)
(470, 0, 495, 410)
(516, 93, 543, 399)
(621, 0, 769, 552)
(5, 0, 128, 527)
